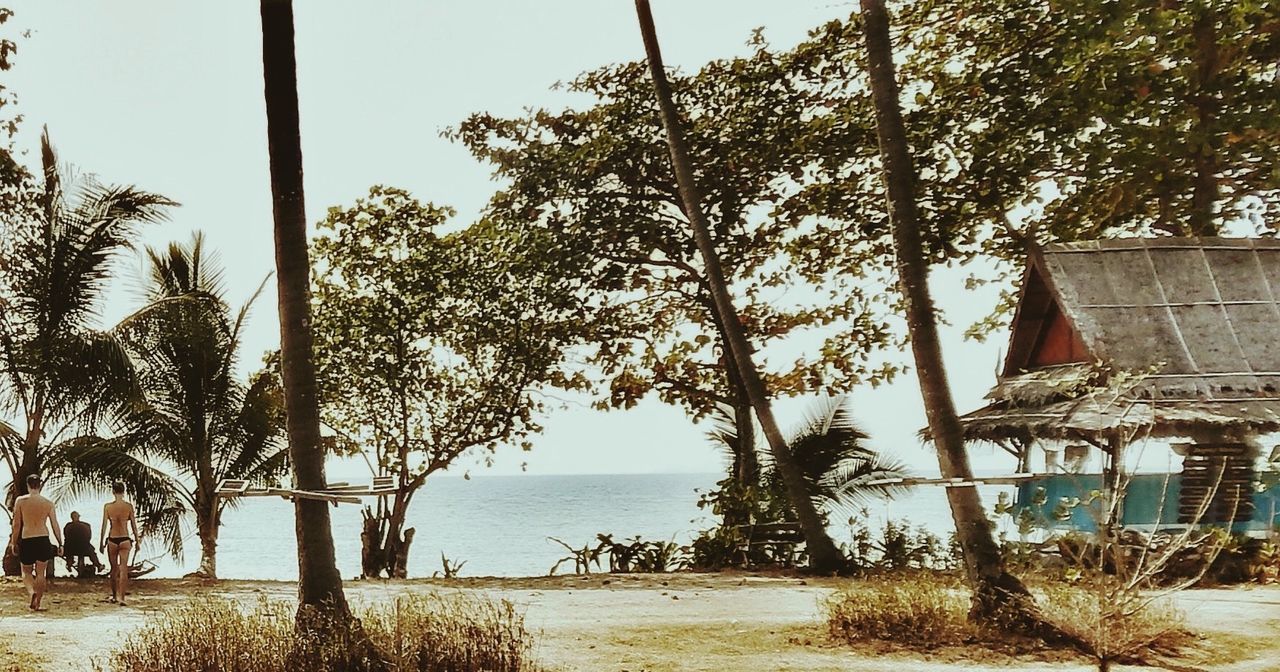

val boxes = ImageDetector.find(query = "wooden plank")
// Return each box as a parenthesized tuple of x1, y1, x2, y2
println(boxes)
(291, 490, 362, 505)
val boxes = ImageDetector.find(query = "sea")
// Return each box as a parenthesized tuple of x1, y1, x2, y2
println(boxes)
(59, 474, 1015, 580)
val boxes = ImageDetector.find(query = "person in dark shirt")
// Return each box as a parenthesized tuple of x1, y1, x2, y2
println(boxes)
(62, 511, 103, 575)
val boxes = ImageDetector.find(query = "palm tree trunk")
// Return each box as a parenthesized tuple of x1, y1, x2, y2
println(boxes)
(259, 0, 352, 617)
(857, 0, 1066, 630)
(196, 506, 219, 579)
(634, 0, 846, 574)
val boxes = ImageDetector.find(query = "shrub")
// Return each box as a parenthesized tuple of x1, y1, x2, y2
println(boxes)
(102, 598, 293, 672)
(363, 594, 534, 672)
(100, 594, 538, 672)
(1037, 580, 1193, 670)
(824, 575, 972, 647)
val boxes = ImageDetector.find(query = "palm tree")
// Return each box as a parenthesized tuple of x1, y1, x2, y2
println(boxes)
(259, 0, 358, 624)
(51, 235, 288, 578)
(858, 0, 1062, 634)
(770, 397, 909, 517)
(0, 130, 172, 573)
(710, 397, 908, 529)
(635, 0, 849, 573)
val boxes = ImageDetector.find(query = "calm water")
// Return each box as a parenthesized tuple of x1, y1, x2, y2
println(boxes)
(61, 474, 1015, 579)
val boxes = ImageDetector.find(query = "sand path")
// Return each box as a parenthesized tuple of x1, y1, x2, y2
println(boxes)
(1, 573, 1277, 671)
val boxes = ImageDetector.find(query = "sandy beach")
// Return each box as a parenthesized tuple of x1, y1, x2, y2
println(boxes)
(2, 573, 1277, 672)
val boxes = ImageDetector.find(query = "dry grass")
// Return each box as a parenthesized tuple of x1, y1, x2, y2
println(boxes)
(0, 640, 43, 672)
(825, 574, 1202, 669)
(824, 574, 974, 647)
(96, 593, 538, 672)
(1035, 581, 1197, 668)
(362, 593, 535, 672)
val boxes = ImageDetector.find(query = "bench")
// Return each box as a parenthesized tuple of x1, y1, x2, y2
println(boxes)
(733, 522, 805, 567)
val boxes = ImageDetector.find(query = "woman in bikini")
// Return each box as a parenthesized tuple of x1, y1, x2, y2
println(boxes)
(99, 481, 140, 606)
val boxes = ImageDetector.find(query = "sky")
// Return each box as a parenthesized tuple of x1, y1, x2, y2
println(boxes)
(4, 0, 1043, 479)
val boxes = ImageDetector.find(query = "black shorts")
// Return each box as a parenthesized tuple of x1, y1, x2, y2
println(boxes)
(18, 537, 55, 565)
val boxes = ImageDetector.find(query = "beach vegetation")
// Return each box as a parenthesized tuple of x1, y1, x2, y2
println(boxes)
(0, 130, 173, 572)
(100, 594, 537, 672)
(451, 22, 904, 573)
(549, 533, 692, 575)
(825, 574, 972, 647)
(694, 396, 908, 570)
(47, 235, 288, 578)
(310, 187, 596, 578)
(825, 574, 1193, 665)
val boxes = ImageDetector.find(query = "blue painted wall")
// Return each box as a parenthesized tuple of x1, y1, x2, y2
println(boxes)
(1015, 473, 1280, 533)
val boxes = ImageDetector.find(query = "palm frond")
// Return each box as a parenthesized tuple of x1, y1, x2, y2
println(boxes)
(44, 436, 190, 558)
(704, 402, 741, 466)
(822, 452, 912, 519)
(756, 396, 908, 517)
(785, 395, 872, 497)
(44, 330, 141, 427)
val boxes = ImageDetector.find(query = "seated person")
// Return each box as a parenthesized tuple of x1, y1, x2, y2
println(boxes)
(62, 511, 103, 575)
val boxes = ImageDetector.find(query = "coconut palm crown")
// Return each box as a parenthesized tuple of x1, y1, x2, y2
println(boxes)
(51, 234, 287, 577)
(0, 129, 173, 517)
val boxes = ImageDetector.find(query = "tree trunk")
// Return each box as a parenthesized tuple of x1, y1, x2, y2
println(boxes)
(1188, 10, 1221, 236)
(360, 493, 416, 578)
(196, 523, 218, 579)
(634, 0, 846, 575)
(721, 351, 758, 529)
(191, 500, 219, 579)
(725, 358, 759, 489)
(259, 0, 354, 619)
(857, 0, 1059, 630)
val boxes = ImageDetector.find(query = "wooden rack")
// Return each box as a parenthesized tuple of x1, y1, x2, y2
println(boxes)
(215, 476, 398, 505)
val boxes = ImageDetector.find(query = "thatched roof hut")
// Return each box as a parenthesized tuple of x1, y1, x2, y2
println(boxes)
(959, 238, 1280, 445)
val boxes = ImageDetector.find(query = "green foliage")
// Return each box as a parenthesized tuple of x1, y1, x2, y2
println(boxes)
(0, 131, 173, 502)
(47, 235, 287, 563)
(785, 0, 1280, 337)
(312, 186, 595, 576)
(451, 41, 900, 422)
(696, 396, 909, 568)
(686, 526, 743, 571)
(312, 186, 591, 479)
(839, 516, 960, 572)
(0, 6, 26, 214)
(549, 534, 690, 575)
(546, 536, 603, 576)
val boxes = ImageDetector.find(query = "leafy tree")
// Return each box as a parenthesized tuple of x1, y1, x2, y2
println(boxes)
(0, 6, 26, 214)
(785, 0, 1280, 313)
(0, 131, 172, 573)
(51, 235, 288, 578)
(311, 186, 593, 578)
(451, 15, 898, 532)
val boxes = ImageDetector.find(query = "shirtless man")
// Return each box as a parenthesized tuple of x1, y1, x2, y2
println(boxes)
(8, 474, 63, 611)
(99, 481, 140, 606)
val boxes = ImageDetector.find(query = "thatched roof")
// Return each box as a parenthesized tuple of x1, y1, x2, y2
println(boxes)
(960, 238, 1280, 442)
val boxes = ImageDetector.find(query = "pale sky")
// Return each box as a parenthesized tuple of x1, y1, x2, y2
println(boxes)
(5, 0, 1029, 479)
